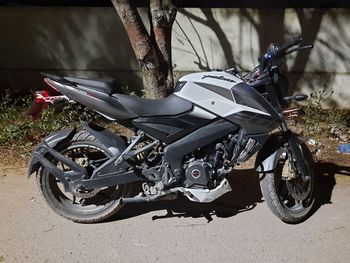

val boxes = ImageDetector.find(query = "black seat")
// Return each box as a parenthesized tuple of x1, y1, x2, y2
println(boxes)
(64, 77, 122, 95)
(113, 94, 193, 117)
(41, 72, 122, 95)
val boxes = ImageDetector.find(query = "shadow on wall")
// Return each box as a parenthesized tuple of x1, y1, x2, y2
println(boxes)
(1, 7, 350, 106)
(177, 8, 237, 71)
(0, 7, 143, 96)
(174, 8, 350, 108)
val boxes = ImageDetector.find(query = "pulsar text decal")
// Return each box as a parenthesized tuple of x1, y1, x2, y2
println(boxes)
(202, 75, 236, 83)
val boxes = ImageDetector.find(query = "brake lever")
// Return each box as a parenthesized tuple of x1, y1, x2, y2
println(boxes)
(285, 44, 313, 55)
(283, 93, 308, 102)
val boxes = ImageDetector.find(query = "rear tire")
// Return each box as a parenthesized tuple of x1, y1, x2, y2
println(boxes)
(259, 139, 316, 224)
(37, 131, 134, 223)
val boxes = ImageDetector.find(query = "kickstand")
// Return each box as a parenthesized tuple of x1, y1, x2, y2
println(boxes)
(152, 209, 177, 221)
(152, 209, 213, 223)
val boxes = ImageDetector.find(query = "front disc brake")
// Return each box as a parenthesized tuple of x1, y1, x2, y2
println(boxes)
(286, 178, 311, 201)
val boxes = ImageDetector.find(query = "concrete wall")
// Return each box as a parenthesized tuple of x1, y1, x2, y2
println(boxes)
(0, 7, 349, 108)
(0, 6, 143, 95)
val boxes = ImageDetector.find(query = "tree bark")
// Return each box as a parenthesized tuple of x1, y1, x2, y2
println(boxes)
(111, 0, 176, 99)
(150, 0, 177, 96)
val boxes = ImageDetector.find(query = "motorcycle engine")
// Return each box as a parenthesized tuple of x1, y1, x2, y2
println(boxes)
(184, 160, 212, 188)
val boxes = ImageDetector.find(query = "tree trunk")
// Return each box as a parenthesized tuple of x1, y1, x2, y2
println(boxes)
(150, 0, 177, 96)
(111, 0, 176, 99)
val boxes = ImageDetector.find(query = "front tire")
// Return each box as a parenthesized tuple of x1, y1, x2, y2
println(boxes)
(37, 131, 134, 223)
(258, 139, 316, 224)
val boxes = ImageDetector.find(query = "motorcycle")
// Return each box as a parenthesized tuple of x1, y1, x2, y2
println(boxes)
(28, 36, 316, 224)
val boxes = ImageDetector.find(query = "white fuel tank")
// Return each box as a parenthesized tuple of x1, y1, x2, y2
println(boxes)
(174, 71, 269, 118)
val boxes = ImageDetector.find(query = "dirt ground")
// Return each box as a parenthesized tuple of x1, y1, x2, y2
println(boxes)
(1, 161, 350, 263)
(0, 132, 350, 262)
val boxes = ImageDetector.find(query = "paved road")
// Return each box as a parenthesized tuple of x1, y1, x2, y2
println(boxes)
(1, 167, 350, 263)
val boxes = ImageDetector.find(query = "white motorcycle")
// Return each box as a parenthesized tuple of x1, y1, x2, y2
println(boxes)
(28, 36, 315, 224)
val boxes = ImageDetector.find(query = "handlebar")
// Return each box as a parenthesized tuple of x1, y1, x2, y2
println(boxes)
(277, 35, 303, 55)
(258, 36, 312, 72)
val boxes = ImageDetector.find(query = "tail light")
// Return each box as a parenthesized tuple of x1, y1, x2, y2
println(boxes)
(28, 90, 69, 120)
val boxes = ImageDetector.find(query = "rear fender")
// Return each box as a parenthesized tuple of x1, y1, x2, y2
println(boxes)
(28, 127, 76, 178)
(28, 125, 142, 191)
(80, 122, 126, 156)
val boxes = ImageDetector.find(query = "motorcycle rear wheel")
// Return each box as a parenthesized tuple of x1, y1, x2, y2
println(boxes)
(37, 131, 134, 223)
(259, 140, 316, 224)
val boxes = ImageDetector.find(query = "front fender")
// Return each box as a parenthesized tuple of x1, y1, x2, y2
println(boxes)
(255, 132, 313, 183)
(255, 132, 285, 173)
(28, 127, 76, 178)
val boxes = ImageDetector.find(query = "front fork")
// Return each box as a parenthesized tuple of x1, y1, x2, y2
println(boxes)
(280, 118, 310, 182)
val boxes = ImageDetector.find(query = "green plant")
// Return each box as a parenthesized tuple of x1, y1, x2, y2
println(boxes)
(300, 88, 350, 138)
(0, 90, 106, 146)
(0, 90, 24, 122)
(60, 103, 102, 124)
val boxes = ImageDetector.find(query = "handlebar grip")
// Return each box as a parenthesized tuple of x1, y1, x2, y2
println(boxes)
(258, 36, 303, 72)
(278, 36, 303, 53)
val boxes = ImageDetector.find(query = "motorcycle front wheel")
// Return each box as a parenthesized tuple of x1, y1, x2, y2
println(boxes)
(37, 131, 134, 223)
(258, 139, 316, 224)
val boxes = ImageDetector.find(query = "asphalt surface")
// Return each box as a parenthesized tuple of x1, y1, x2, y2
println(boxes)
(1, 167, 350, 263)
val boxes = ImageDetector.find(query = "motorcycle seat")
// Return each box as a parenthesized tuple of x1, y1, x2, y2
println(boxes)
(64, 77, 122, 95)
(113, 94, 193, 117)
(41, 72, 122, 95)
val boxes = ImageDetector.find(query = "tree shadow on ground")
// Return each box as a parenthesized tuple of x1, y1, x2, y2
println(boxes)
(314, 162, 350, 208)
(109, 168, 262, 223)
(107, 161, 346, 223)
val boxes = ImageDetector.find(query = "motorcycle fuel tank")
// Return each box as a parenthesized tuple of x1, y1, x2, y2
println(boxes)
(174, 71, 282, 134)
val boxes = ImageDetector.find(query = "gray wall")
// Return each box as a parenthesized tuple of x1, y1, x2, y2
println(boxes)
(1, 7, 349, 108)
(0, 6, 143, 96)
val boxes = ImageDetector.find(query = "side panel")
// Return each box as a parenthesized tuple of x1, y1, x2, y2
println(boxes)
(46, 79, 137, 120)
(227, 82, 282, 133)
(162, 119, 239, 184)
(175, 71, 283, 134)
(225, 111, 281, 134)
(132, 107, 217, 144)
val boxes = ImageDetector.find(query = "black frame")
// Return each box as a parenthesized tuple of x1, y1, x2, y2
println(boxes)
(2, 0, 350, 8)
